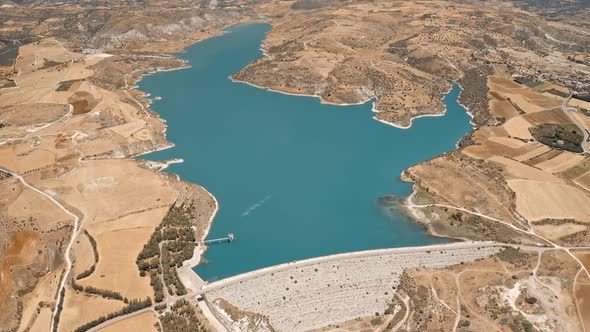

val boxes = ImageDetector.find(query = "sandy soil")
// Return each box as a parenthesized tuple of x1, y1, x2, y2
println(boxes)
(97, 311, 159, 332)
(509, 179, 590, 222)
(81, 223, 165, 300)
(18, 256, 68, 332)
(3, 181, 72, 230)
(514, 144, 553, 162)
(71, 230, 96, 279)
(0, 38, 181, 331)
(0, 230, 40, 306)
(535, 152, 585, 174)
(534, 223, 588, 242)
(503, 116, 535, 139)
(575, 170, 590, 192)
(59, 287, 126, 332)
(405, 152, 520, 226)
(27, 159, 176, 225)
(575, 282, 590, 331)
(28, 307, 52, 332)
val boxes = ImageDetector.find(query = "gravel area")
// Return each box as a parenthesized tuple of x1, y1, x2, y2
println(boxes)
(204, 242, 502, 331)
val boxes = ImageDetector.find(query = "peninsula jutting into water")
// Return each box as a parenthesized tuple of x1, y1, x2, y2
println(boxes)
(140, 23, 472, 281)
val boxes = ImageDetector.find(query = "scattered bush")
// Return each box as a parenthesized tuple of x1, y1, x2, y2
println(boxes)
(160, 299, 206, 332)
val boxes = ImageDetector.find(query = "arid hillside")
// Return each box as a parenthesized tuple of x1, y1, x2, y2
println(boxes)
(0, 2, 242, 331)
(233, 0, 590, 128)
(0, 0, 589, 331)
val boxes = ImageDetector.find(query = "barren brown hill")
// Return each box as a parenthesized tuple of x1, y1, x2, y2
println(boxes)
(236, 0, 590, 127)
(0, 0, 589, 331)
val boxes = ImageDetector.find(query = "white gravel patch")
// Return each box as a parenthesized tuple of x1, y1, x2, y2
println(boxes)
(204, 242, 502, 331)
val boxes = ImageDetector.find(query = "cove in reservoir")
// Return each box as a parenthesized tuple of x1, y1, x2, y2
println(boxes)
(139, 23, 473, 281)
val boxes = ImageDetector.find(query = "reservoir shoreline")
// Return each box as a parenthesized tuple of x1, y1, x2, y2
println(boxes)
(137, 22, 475, 282)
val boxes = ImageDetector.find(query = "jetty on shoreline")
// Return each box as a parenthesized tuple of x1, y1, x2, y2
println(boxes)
(204, 233, 234, 245)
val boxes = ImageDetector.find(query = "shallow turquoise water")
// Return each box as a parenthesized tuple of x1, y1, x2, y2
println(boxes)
(139, 23, 472, 281)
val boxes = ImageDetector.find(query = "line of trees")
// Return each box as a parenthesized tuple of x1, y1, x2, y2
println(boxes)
(6, 301, 23, 332)
(71, 280, 128, 303)
(75, 265, 95, 280)
(76, 230, 100, 280)
(52, 288, 66, 332)
(150, 270, 165, 303)
(83, 286, 127, 302)
(74, 297, 152, 332)
(86, 230, 99, 262)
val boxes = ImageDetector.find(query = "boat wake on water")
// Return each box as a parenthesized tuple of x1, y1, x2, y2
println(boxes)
(241, 194, 273, 217)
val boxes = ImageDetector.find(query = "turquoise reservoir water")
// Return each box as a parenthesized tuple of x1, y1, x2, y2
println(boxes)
(139, 23, 472, 281)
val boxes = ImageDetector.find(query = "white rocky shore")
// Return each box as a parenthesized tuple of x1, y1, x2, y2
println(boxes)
(203, 241, 503, 331)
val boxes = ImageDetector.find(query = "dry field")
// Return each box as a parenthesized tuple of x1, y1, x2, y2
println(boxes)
(28, 307, 52, 332)
(70, 231, 96, 279)
(0, 20, 226, 328)
(404, 152, 521, 227)
(59, 288, 126, 332)
(1, 0, 589, 331)
(453, 75, 590, 227)
(0, 38, 196, 331)
(513, 144, 553, 162)
(0, 176, 74, 330)
(98, 311, 160, 332)
(534, 223, 587, 243)
(509, 180, 590, 222)
(0, 230, 41, 315)
(80, 209, 170, 300)
(502, 116, 535, 140)
(575, 282, 590, 330)
(1, 179, 72, 230)
(576, 170, 590, 191)
(404, 71, 590, 331)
